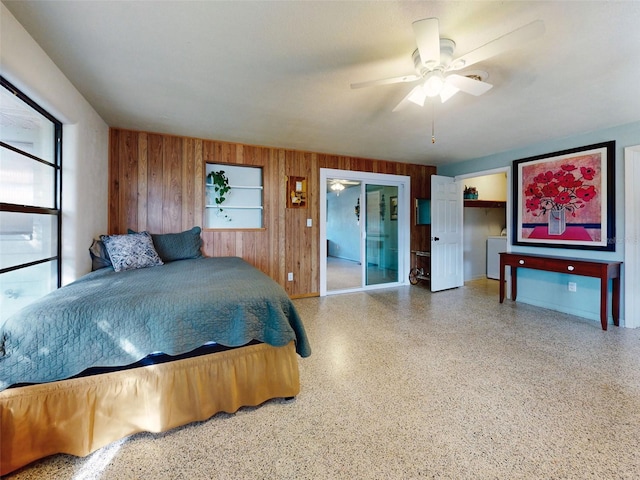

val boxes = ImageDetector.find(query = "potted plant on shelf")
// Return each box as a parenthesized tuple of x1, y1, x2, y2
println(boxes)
(463, 185, 478, 200)
(207, 170, 231, 220)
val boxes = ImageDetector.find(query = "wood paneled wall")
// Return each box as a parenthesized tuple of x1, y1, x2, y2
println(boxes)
(109, 128, 436, 297)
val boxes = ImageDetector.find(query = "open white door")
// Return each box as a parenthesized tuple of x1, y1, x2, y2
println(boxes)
(430, 175, 463, 292)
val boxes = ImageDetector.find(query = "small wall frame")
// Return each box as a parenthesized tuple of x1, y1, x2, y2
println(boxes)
(287, 176, 307, 208)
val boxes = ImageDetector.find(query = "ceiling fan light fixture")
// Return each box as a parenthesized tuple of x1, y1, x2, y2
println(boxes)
(330, 182, 345, 192)
(351, 17, 546, 112)
(423, 71, 445, 97)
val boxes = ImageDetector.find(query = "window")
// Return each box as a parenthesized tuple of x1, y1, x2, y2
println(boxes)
(0, 76, 62, 321)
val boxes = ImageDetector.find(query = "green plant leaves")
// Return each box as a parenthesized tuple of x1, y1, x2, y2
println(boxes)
(207, 170, 231, 208)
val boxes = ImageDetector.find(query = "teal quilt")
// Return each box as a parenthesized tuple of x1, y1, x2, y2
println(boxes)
(0, 257, 310, 391)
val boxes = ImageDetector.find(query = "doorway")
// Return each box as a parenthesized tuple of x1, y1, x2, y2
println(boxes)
(456, 167, 511, 283)
(320, 169, 410, 296)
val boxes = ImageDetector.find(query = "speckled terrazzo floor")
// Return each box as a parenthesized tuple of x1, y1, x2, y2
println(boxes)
(6, 280, 640, 479)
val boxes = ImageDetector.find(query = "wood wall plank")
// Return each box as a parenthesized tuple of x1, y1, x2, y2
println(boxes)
(121, 130, 138, 233)
(181, 138, 195, 231)
(137, 133, 148, 231)
(194, 139, 204, 232)
(162, 136, 182, 233)
(108, 129, 120, 233)
(109, 128, 436, 297)
(147, 134, 164, 233)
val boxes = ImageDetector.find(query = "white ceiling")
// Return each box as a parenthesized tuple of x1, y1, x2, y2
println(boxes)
(4, 1, 640, 166)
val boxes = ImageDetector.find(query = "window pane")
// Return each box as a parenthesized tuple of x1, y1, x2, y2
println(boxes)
(0, 85, 56, 164)
(0, 260, 57, 322)
(0, 147, 56, 208)
(0, 211, 58, 269)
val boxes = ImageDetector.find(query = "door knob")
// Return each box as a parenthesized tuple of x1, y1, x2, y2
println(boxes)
(433, 237, 440, 241)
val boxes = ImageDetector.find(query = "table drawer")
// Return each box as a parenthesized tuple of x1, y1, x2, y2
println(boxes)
(507, 256, 547, 269)
(543, 258, 602, 277)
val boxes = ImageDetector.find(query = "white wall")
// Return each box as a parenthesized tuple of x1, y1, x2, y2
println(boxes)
(1, 3, 109, 284)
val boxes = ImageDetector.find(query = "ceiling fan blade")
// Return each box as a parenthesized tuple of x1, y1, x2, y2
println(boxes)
(412, 17, 440, 67)
(445, 74, 493, 96)
(447, 19, 545, 71)
(350, 74, 421, 89)
(392, 85, 426, 112)
(439, 83, 460, 103)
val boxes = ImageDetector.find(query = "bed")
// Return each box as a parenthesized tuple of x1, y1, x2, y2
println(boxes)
(0, 229, 311, 475)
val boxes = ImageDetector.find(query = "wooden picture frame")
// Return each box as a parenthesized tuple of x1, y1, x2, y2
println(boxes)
(287, 176, 307, 208)
(512, 141, 615, 251)
(390, 196, 398, 221)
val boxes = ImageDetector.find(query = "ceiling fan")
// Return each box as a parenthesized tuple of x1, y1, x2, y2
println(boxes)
(351, 17, 545, 111)
(328, 178, 360, 192)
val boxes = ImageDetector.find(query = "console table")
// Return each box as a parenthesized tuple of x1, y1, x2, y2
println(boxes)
(499, 252, 622, 330)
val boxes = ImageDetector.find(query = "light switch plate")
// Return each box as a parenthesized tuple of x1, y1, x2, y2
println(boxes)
(306, 218, 312, 227)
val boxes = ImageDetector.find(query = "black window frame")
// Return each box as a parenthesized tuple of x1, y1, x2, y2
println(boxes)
(0, 75, 63, 288)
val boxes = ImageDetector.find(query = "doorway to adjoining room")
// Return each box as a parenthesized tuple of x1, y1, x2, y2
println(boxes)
(458, 169, 509, 283)
(320, 169, 410, 296)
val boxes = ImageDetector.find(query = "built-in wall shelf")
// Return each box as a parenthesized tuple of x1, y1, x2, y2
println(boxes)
(205, 164, 264, 229)
(205, 205, 264, 210)
(464, 200, 506, 208)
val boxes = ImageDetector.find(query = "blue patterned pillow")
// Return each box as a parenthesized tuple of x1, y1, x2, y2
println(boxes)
(101, 231, 164, 272)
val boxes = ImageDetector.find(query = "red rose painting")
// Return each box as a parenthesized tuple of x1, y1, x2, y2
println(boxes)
(523, 159, 599, 221)
(513, 142, 615, 251)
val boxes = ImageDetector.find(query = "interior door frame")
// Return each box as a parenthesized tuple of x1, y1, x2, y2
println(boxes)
(320, 168, 411, 296)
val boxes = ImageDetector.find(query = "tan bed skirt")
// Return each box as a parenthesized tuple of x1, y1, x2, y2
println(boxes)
(0, 341, 300, 475)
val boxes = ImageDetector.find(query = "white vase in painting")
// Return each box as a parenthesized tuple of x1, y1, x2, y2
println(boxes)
(548, 209, 566, 235)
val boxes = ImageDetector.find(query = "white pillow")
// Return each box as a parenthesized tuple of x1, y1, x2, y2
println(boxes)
(101, 231, 164, 272)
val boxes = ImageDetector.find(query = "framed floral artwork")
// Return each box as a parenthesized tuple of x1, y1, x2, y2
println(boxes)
(512, 141, 615, 251)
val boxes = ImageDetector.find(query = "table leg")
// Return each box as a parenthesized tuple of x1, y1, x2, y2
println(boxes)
(511, 267, 518, 301)
(612, 276, 620, 327)
(600, 277, 608, 331)
(499, 262, 505, 303)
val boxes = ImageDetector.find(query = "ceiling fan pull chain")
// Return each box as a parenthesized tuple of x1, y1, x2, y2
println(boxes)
(431, 101, 436, 144)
